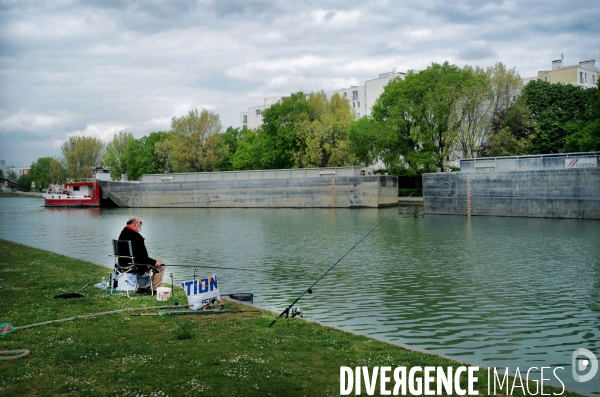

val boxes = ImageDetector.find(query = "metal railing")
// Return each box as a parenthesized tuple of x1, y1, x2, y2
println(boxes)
(460, 152, 600, 172)
(141, 167, 373, 183)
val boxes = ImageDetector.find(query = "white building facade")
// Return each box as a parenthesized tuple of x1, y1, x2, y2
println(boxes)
(332, 70, 406, 119)
(240, 70, 407, 129)
(240, 96, 289, 130)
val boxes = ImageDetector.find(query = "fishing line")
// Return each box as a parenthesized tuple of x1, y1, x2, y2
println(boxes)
(269, 205, 399, 327)
(167, 264, 257, 272)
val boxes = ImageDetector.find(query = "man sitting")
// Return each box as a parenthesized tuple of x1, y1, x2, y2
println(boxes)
(117, 216, 166, 293)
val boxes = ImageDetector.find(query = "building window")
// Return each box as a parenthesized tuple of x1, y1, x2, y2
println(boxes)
(243, 115, 247, 124)
(344, 92, 347, 98)
(352, 102, 355, 108)
(256, 109, 261, 116)
(357, 113, 360, 118)
(357, 101, 360, 108)
(545, 76, 548, 82)
(593, 75, 596, 85)
(352, 90, 358, 100)
(580, 72, 584, 84)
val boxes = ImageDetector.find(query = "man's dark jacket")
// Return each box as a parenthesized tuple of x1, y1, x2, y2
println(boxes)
(117, 227, 156, 273)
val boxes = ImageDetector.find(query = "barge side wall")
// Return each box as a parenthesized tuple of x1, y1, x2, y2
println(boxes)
(99, 175, 398, 208)
(423, 168, 600, 219)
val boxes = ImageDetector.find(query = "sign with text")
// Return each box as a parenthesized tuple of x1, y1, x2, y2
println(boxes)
(565, 157, 597, 169)
(181, 274, 220, 310)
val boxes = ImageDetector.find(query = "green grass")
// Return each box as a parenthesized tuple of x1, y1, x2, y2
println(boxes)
(0, 239, 583, 396)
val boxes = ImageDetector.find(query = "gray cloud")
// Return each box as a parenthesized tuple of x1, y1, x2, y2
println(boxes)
(1, 0, 599, 167)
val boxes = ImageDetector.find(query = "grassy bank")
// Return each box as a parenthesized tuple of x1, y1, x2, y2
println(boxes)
(0, 239, 582, 396)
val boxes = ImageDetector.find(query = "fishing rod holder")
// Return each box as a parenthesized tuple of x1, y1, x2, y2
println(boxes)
(291, 307, 303, 318)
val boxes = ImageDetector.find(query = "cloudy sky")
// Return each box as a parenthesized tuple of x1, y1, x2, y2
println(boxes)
(1, 0, 599, 168)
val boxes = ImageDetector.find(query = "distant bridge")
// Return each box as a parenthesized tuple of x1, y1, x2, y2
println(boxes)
(0, 178, 31, 192)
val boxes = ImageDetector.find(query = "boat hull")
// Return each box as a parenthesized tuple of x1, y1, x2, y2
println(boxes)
(99, 174, 398, 208)
(44, 198, 100, 207)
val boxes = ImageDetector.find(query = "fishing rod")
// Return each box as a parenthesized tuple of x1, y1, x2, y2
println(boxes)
(268, 205, 399, 328)
(166, 264, 257, 272)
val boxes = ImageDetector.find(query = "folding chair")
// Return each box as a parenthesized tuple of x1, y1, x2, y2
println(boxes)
(111, 239, 154, 298)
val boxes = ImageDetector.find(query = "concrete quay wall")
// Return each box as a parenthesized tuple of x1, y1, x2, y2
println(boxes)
(423, 168, 600, 219)
(100, 175, 398, 208)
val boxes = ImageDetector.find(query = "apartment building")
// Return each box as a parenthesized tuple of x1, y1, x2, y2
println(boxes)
(524, 59, 599, 88)
(239, 96, 289, 130)
(240, 70, 407, 129)
(8, 167, 30, 177)
(332, 70, 406, 119)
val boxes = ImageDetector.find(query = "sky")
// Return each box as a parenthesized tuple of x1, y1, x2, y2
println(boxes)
(1, 0, 599, 168)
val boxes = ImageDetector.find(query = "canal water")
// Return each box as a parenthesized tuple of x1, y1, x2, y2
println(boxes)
(1, 197, 598, 394)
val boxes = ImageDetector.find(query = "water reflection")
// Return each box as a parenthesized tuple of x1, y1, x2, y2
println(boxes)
(0, 198, 598, 394)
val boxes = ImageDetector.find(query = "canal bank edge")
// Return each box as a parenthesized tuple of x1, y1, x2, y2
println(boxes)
(0, 239, 588, 397)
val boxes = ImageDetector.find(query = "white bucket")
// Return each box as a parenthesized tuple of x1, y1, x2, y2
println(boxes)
(156, 287, 171, 301)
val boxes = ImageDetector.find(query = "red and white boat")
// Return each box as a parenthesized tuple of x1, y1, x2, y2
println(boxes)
(44, 167, 113, 207)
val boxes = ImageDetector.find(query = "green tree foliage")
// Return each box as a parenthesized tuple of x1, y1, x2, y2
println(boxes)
(564, 82, 600, 152)
(479, 98, 535, 157)
(232, 92, 356, 170)
(232, 128, 263, 170)
(349, 62, 479, 175)
(219, 126, 243, 171)
(61, 136, 105, 180)
(488, 63, 524, 134)
(157, 109, 225, 172)
(127, 131, 171, 180)
(521, 80, 594, 154)
(477, 63, 532, 157)
(347, 117, 380, 166)
(257, 92, 310, 169)
(103, 131, 135, 179)
(17, 173, 32, 189)
(7, 170, 17, 181)
(453, 66, 492, 159)
(293, 91, 357, 167)
(29, 157, 66, 189)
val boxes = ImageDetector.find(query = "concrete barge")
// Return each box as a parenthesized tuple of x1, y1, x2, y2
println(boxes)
(99, 167, 398, 208)
(423, 152, 600, 219)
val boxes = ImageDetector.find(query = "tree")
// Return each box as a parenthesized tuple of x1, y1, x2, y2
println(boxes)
(349, 62, 478, 175)
(293, 91, 357, 167)
(17, 173, 32, 190)
(259, 92, 311, 169)
(7, 170, 17, 181)
(219, 126, 243, 171)
(127, 131, 171, 180)
(232, 92, 311, 170)
(564, 82, 600, 152)
(158, 109, 226, 172)
(0, 169, 4, 179)
(103, 131, 135, 179)
(347, 117, 380, 166)
(521, 80, 593, 154)
(453, 65, 492, 159)
(488, 62, 523, 135)
(29, 157, 66, 189)
(232, 128, 263, 170)
(61, 136, 105, 180)
(479, 98, 535, 157)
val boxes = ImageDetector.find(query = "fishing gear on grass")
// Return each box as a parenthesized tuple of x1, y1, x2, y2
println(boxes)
(269, 205, 399, 327)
